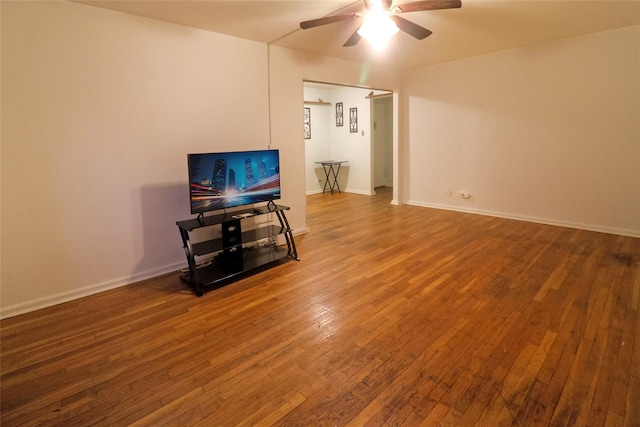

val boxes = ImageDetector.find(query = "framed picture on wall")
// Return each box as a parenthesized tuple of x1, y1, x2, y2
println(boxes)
(349, 107, 358, 133)
(336, 102, 343, 127)
(304, 107, 311, 139)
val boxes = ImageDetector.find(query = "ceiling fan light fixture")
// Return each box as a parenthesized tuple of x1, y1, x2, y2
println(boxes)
(356, 7, 399, 51)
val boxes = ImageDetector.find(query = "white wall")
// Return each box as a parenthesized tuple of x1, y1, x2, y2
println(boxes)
(303, 87, 333, 193)
(0, 1, 271, 317)
(401, 26, 640, 237)
(330, 86, 374, 195)
(7, 2, 633, 317)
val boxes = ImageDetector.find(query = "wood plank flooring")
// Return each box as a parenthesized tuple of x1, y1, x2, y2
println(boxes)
(2, 187, 639, 426)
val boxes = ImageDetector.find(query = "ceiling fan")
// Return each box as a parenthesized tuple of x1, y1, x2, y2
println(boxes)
(300, 0, 461, 50)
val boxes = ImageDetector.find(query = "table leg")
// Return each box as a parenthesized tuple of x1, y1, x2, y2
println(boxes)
(321, 165, 331, 193)
(330, 163, 342, 194)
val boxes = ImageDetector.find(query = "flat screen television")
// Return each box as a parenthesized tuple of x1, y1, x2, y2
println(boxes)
(188, 149, 281, 215)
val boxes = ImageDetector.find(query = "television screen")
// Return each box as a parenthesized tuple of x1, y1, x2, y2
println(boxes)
(188, 149, 281, 214)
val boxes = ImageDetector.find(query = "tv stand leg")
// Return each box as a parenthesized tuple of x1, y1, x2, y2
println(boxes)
(276, 210, 299, 261)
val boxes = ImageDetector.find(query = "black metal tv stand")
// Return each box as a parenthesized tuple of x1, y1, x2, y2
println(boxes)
(176, 204, 299, 296)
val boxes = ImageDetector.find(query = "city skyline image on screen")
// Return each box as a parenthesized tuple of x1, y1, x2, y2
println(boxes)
(188, 149, 281, 214)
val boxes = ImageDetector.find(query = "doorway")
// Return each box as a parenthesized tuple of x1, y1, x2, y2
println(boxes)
(303, 81, 395, 201)
(372, 96, 393, 191)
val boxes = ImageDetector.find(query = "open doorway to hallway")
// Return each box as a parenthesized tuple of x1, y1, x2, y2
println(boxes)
(303, 81, 394, 203)
(373, 95, 393, 191)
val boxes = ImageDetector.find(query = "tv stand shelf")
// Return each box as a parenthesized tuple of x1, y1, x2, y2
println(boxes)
(176, 204, 299, 296)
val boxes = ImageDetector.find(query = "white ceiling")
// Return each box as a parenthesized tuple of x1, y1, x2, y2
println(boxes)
(77, 0, 640, 71)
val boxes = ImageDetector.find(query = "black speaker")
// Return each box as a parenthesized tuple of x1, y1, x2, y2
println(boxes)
(221, 219, 243, 272)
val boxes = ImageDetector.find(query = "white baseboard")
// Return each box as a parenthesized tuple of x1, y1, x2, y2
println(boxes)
(293, 226, 310, 236)
(306, 188, 375, 196)
(1, 227, 311, 319)
(406, 200, 640, 238)
(0, 261, 185, 320)
(344, 188, 376, 196)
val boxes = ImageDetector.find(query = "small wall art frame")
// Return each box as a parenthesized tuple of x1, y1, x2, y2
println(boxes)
(336, 102, 343, 127)
(304, 107, 311, 139)
(349, 107, 358, 133)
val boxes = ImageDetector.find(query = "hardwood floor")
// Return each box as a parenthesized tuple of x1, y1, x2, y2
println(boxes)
(2, 187, 639, 426)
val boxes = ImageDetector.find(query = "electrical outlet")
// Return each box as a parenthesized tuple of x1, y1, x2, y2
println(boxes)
(457, 191, 470, 199)
(445, 190, 452, 197)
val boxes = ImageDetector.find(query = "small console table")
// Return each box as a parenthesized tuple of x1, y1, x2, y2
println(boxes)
(176, 204, 299, 296)
(315, 160, 347, 194)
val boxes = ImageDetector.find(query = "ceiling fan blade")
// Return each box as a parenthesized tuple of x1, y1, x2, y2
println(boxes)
(390, 16, 432, 40)
(300, 13, 358, 29)
(395, 0, 461, 13)
(343, 29, 362, 47)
